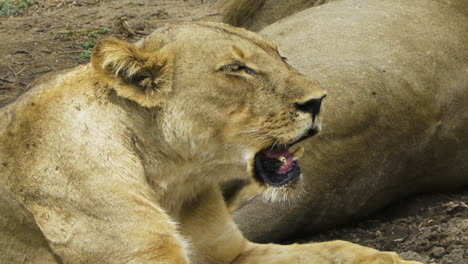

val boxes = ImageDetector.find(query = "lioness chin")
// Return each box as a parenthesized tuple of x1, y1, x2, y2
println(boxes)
(0, 22, 419, 264)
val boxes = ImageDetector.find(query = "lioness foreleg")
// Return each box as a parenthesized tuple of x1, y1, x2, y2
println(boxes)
(232, 241, 422, 264)
(179, 186, 246, 264)
(25, 182, 189, 264)
(179, 186, 421, 264)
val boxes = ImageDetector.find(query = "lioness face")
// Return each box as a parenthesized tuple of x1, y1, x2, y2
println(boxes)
(92, 23, 326, 188)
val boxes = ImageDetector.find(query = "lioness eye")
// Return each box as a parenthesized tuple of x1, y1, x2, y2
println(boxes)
(221, 64, 256, 75)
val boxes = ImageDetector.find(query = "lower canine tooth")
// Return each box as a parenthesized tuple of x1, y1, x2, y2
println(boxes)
(292, 147, 304, 159)
(279, 156, 287, 165)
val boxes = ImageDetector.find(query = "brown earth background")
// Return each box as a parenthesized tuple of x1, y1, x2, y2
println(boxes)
(0, 1, 466, 263)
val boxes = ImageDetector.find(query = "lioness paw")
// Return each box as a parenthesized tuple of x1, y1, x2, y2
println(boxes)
(358, 252, 423, 264)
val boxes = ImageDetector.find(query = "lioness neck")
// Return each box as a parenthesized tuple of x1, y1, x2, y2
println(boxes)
(110, 88, 248, 216)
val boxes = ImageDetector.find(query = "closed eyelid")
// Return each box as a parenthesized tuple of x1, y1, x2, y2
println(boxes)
(218, 60, 258, 72)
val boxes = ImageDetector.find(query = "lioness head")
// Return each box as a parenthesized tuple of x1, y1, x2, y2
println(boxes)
(91, 22, 325, 190)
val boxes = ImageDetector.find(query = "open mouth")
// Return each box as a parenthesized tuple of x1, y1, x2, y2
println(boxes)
(253, 128, 319, 187)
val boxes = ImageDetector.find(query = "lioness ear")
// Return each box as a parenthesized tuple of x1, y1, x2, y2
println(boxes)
(91, 37, 173, 107)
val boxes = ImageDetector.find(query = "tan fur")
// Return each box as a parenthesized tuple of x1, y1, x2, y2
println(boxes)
(221, 0, 266, 27)
(0, 22, 418, 263)
(221, 0, 327, 31)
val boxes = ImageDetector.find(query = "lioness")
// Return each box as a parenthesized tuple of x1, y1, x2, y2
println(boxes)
(1, 22, 419, 263)
(221, 0, 468, 243)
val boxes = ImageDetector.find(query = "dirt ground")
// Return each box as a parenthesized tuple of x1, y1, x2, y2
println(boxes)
(0, 0, 220, 106)
(1, 1, 466, 263)
(301, 190, 468, 264)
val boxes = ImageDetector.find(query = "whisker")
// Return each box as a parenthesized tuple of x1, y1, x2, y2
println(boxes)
(240, 122, 261, 128)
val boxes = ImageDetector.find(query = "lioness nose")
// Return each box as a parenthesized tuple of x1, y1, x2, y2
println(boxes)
(295, 95, 326, 122)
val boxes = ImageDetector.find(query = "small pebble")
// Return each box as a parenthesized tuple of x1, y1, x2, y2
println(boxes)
(399, 251, 426, 262)
(430, 247, 446, 258)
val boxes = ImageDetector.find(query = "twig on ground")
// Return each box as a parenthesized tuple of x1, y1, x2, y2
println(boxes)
(0, 77, 14, 83)
(8, 66, 25, 77)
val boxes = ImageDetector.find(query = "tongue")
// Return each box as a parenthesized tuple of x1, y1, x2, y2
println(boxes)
(264, 146, 295, 174)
